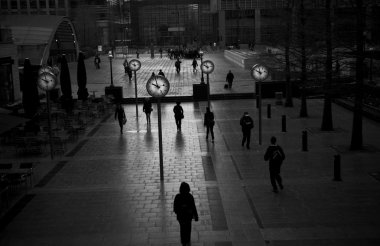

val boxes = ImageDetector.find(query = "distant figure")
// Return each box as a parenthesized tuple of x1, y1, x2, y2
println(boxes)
(151, 72, 156, 77)
(204, 107, 215, 142)
(192, 58, 198, 73)
(126, 66, 132, 82)
(173, 182, 199, 246)
(94, 54, 101, 69)
(158, 69, 165, 77)
(240, 112, 254, 149)
(175, 58, 182, 74)
(226, 70, 234, 89)
(143, 98, 153, 125)
(123, 58, 129, 73)
(115, 103, 126, 133)
(173, 101, 184, 131)
(264, 136, 285, 193)
(136, 49, 140, 59)
(159, 47, 163, 58)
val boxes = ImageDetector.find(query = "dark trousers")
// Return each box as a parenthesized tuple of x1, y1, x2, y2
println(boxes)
(118, 119, 123, 132)
(179, 220, 192, 245)
(242, 130, 251, 147)
(175, 116, 182, 130)
(269, 163, 283, 190)
(206, 125, 214, 139)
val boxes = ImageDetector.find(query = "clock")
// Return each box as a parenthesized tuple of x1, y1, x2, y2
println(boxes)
(251, 64, 269, 81)
(38, 66, 53, 75)
(146, 75, 170, 97)
(38, 72, 57, 91)
(201, 60, 215, 74)
(129, 59, 141, 71)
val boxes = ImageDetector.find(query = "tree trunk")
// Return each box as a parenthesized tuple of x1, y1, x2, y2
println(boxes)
(285, 2, 293, 107)
(321, 0, 333, 130)
(299, 0, 308, 117)
(350, 0, 364, 150)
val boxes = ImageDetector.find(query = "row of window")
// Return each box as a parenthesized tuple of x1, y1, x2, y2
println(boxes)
(0, 0, 66, 10)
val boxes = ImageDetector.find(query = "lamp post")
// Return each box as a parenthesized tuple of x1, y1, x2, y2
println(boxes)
(199, 50, 205, 83)
(369, 47, 373, 84)
(108, 51, 114, 86)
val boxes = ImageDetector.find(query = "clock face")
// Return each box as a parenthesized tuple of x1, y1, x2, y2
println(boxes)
(201, 60, 215, 74)
(129, 59, 141, 71)
(37, 72, 57, 91)
(146, 75, 170, 97)
(251, 64, 269, 81)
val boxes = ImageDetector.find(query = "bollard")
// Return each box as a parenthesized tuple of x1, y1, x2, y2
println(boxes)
(281, 115, 286, 132)
(333, 154, 342, 181)
(267, 104, 271, 118)
(302, 130, 308, 151)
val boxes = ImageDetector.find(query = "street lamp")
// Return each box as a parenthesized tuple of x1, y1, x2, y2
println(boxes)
(199, 50, 205, 83)
(369, 47, 373, 84)
(108, 51, 114, 86)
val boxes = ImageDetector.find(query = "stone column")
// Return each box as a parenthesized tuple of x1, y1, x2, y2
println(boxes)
(218, 10, 226, 48)
(255, 9, 261, 44)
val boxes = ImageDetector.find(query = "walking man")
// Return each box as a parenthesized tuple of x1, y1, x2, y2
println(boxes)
(192, 58, 198, 73)
(226, 70, 234, 89)
(115, 103, 126, 133)
(264, 136, 285, 193)
(158, 69, 165, 77)
(173, 101, 184, 131)
(94, 54, 101, 69)
(175, 58, 182, 74)
(240, 112, 254, 149)
(174, 182, 199, 246)
(143, 98, 153, 125)
(204, 107, 215, 142)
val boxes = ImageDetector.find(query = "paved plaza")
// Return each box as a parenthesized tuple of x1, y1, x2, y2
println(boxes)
(1, 52, 380, 246)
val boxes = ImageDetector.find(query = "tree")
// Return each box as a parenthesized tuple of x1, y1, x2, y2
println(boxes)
(77, 52, 89, 100)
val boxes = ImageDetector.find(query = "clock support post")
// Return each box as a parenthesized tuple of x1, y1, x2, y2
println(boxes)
(258, 81, 262, 145)
(46, 91, 54, 159)
(134, 71, 138, 118)
(157, 99, 164, 181)
(207, 73, 210, 108)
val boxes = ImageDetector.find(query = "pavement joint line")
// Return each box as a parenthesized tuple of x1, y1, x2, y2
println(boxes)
(221, 134, 231, 152)
(34, 161, 68, 187)
(242, 185, 264, 229)
(65, 139, 89, 157)
(230, 155, 243, 180)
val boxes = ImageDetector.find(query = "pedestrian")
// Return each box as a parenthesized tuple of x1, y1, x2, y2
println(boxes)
(151, 72, 156, 77)
(175, 58, 182, 74)
(136, 49, 140, 59)
(173, 101, 184, 131)
(240, 112, 254, 149)
(173, 182, 199, 246)
(159, 47, 163, 58)
(264, 136, 285, 193)
(115, 103, 126, 133)
(192, 58, 198, 73)
(123, 58, 129, 73)
(143, 98, 153, 125)
(94, 54, 100, 69)
(158, 69, 165, 77)
(226, 70, 234, 89)
(204, 107, 215, 142)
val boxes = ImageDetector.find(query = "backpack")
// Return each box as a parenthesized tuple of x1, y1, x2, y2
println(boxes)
(242, 117, 253, 129)
(271, 147, 284, 162)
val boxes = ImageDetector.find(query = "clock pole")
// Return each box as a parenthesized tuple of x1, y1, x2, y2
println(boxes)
(258, 80, 262, 145)
(134, 70, 138, 118)
(157, 98, 164, 181)
(46, 91, 54, 159)
(207, 73, 210, 108)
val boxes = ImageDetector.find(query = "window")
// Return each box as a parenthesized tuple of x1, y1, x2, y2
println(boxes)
(58, 0, 65, 8)
(30, 0, 37, 8)
(49, 0, 55, 8)
(0, 0, 8, 9)
(40, 0, 46, 8)
(11, 0, 17, 9)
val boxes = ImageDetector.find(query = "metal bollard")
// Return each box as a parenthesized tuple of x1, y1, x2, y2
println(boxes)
(333, 154, 342, 181)
(267, 104, 271, 118)
(281, 115, 286, 132)
(302, 130, 308, 151)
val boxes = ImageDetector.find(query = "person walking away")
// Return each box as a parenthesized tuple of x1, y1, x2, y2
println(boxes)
(158, 69, 165, 77)
(204, 107, 215, 142)
(126, 66, 133, 82)
(159, 47, 163, 58)
(175, 58, 182, 74)
(264, 136, 285, 193)
(115, 103, 126, 133)
(94, 54, 101, 69)
(174, 182, 199, 246)
(173, 101, 184, 131)
(136, 49, 140, 59)
(123, 58, 128, 73)
(143, 98, 153, 125)
(192, 58, 198, 73)
(240, 112, 254, 149)
(226, 70, 234, 89)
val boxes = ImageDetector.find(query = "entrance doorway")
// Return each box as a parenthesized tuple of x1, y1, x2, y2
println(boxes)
(0, 57, 15, 106)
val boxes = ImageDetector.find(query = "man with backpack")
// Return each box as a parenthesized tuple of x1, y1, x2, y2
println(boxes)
(175, 58, 182, 74)
(264, 136, 285, 193)
(240, 112, 254, 149)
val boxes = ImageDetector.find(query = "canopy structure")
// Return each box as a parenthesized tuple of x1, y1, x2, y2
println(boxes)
(0, 15, 79, 65)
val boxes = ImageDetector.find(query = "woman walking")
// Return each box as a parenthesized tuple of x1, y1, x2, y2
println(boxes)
(173, 182, 199, 246)
(115, 103, 126, 133)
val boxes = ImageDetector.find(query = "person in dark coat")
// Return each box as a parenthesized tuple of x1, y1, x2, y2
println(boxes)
(240, 112, 254, 149)
(173, 101, 184, 131)
(175, 58, 182, 74)
(204, 107, 215, 142)
(115, 103, 126, 133)
(192, 58, 198, 73)
(94, 54, 101, 69)
(264, 136, 285, 193)
(226, 70, 234, 89)
(173, 182, 199, 246)
(143, 98, 153, 125)
(158, 69, 165, 77)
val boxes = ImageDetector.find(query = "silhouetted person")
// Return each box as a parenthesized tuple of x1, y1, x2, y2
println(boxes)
(173, 101, 184, 131)
(174, 182, 199, 246)
(158, 69, 165, 77)
(192, 58, 198, 73)
(264, 136, 285, 193)
(136, 49, 140, 58)
(115, 103, 126, 133)
(204, 107, 215, 142)
(143, 98, 153, 125)
(159, 47, 163, 58)
(151, 72, 156, 77)
(123, 58, 128, 73)
(94, 54, 100, 69)
(175, 58, 182, 74)
(240, 112, 254, 149)
(226, 70, 234, 89)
